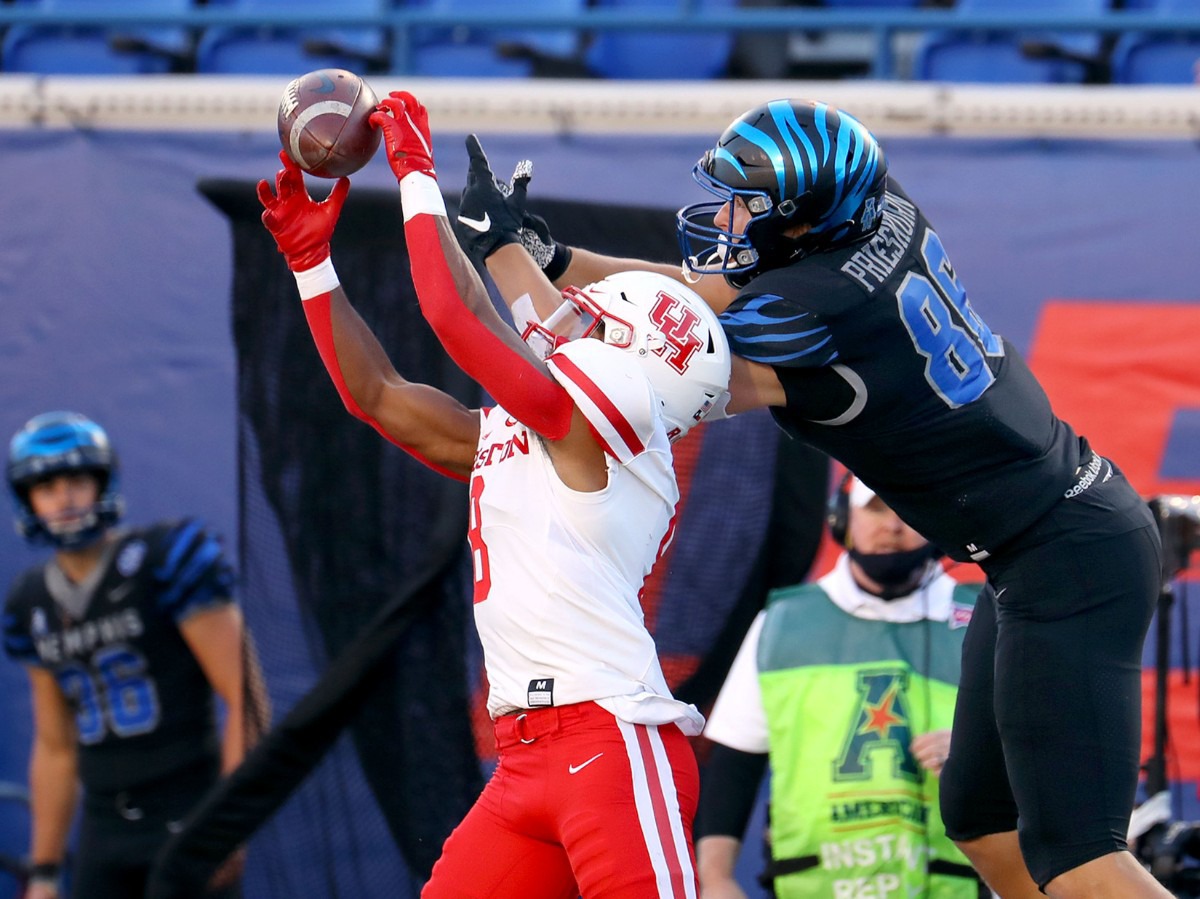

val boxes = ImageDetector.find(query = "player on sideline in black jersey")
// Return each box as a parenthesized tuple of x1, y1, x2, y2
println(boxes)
(451, 100, 1168, 899)
(2, 412, 249, 899)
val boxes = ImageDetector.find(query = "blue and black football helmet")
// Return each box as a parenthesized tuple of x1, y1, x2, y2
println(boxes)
(7, 411, 124, 548)
(677, 99, 888, 286)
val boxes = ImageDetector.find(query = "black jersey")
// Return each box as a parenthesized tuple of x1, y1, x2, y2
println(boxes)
(2, 518, 235, 793)
(719, 177, 1081, 561)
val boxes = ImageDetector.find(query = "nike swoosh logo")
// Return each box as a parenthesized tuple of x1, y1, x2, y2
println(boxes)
(994, 587, 1007, 599)
(568, 752, 604, 775)
(312, 73, 336, 94)
(108, 581, 135, 603)
(457, 212, 491, 233)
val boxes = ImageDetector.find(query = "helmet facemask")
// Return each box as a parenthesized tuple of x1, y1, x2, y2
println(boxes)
(676, 162, 769, 280)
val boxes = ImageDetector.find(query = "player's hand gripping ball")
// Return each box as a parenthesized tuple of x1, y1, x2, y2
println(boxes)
(277, 68, 381, 179)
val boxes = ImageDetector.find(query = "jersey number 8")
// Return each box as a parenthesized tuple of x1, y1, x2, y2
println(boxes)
(895, 228, 1004, 409)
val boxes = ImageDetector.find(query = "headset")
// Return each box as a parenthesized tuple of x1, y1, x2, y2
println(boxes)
(825, 471, 853, 547)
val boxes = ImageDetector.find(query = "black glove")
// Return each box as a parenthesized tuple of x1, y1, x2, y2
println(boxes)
(518, 210, 573, 283)
(454, 133, 529, 264)
(454, 134, 574, 280)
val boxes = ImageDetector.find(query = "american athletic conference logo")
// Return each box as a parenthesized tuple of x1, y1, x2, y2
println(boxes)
(834, 668, 920, 782)
(860, 196, 883, 234)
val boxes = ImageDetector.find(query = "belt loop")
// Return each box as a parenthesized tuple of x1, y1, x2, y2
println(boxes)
(516, 713, 535, 744)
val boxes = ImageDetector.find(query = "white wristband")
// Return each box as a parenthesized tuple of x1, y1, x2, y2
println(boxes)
(293, 257, 340, 301)
(399, 172, 446, 222)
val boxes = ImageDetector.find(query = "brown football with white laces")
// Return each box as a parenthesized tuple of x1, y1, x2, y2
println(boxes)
(277, 68, 381, 179)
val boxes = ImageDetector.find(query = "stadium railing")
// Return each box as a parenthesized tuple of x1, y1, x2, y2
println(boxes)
(0, 3, 1198, 79)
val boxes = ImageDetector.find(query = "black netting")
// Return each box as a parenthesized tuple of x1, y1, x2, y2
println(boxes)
(192, 180, 483, 897)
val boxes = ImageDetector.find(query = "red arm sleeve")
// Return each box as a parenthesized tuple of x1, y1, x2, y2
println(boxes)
(301, 290, 468, 482)
(401, 193, 574, 441)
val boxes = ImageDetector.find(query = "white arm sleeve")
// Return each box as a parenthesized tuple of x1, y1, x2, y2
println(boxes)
(704, 613, 770, 754)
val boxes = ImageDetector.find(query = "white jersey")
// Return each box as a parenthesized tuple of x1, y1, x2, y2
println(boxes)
(704, 555, 960, 753)
(469, 338, 704, 735)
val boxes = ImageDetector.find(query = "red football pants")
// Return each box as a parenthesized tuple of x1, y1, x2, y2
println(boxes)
(422, 701, 700, 899)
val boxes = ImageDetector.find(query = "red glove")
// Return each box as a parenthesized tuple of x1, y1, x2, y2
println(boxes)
(369, 91, 436, 183)
(257, 150, 350, 272)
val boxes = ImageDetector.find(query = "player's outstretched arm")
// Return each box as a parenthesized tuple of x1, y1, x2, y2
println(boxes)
(257, 152, 478, 480)
(451, 134, 563, 325)
(371, 92, 575, 443)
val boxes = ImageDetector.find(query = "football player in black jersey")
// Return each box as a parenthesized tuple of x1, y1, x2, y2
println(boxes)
(2, 412, 248, 899)
(452, 102, 1168, 898)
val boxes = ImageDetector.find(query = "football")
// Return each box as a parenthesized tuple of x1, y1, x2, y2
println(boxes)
(277, 68, 382, 179)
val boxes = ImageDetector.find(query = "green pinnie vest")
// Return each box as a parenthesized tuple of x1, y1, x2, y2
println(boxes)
(756, 581, 981, 899)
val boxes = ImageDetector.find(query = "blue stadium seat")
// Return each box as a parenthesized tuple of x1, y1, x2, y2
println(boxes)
(408, 0, 586, 78)
(1111, 0, 1200, 82)
(194, 0, 389, 75)
(0, 0, 195, 75)
(822, 0, 922, 6)
(584, 0, 737, 80)
(912, 0, 1111, 83)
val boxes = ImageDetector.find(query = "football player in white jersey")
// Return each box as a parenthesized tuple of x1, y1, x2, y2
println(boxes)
(257, 91, 731, 899)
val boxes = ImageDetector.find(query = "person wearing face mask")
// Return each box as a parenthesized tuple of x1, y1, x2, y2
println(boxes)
(694, 473, 985, 899)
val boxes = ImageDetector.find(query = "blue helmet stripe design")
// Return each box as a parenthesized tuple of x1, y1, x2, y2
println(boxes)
(8, 417, 112, 484)
(830, 115, 882, 239)
(729, 117, 790, 199)
(713, 147, 747, 180)
(677, 99, 889, 279)
(828, 114, 851, 225)
(768, 99, 818, 200)
(806, 101, 830, 191)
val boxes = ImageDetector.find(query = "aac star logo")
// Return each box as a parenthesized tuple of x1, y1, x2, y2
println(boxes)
(860, 685, 903, 737)
(861, 196, 881, 233)
(311, 72, 336, 94)
(836, 669, 920, 781)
